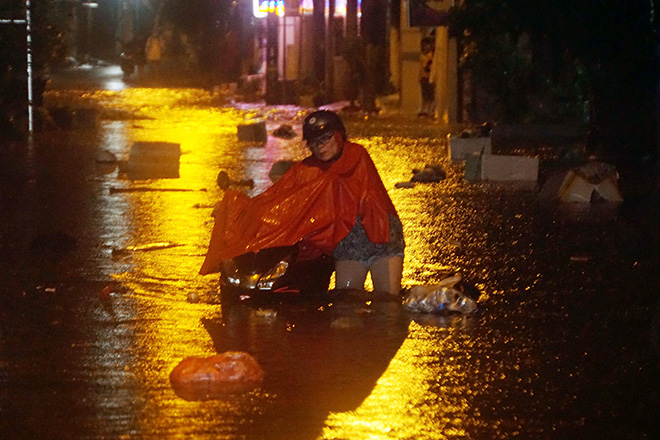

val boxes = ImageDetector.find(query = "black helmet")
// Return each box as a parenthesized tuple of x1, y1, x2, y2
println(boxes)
(302, 110, 346, 142)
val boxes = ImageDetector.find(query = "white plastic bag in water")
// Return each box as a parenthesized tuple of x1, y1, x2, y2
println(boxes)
(404, 275, 478, 314)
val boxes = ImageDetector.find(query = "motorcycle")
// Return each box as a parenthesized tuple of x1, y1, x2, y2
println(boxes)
(218, 244, 335, 305)
(120, 51, 135, 77)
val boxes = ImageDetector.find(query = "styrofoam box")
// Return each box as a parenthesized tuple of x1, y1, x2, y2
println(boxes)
(479, 153, 538, 182)
(447, 136, 492, 160)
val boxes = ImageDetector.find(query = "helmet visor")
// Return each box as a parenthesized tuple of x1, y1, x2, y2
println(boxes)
(307, 131, 335, 150)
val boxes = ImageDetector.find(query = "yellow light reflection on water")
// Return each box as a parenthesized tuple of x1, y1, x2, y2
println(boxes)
(70, 84, 490, 438)
(321, 320, 472, 440)
(94, 87, 262, 437)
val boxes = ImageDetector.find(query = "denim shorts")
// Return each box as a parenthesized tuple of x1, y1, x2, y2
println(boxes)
(333, 215, 405, 266)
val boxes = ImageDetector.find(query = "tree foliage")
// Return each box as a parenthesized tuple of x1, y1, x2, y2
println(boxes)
(450, 0, 658, 129)
(160, 0, 252, 83)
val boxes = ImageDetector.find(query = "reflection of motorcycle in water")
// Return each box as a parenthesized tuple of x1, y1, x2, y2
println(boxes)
(202, 282, 410, 435)
(120, 51, 135, 77)
(218, 244, 335, 305)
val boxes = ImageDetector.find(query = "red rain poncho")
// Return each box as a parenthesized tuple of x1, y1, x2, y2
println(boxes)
(199, 142, 397, 275)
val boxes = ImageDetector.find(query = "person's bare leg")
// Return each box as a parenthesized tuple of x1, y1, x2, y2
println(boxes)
(369, 255, 404, 295)
(335, 260, 369, 290)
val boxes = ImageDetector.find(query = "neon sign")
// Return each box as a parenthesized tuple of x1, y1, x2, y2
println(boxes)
(253, 0, 360, 18)
(299, 0, 360, 17)
(253, 0, 285, 17)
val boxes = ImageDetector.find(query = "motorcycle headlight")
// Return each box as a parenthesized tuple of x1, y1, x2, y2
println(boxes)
(221, 260, 260, 287)
(256, 259, 289, 289)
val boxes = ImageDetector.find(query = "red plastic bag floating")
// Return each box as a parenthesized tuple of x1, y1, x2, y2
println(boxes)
(170, 351, 264, 400)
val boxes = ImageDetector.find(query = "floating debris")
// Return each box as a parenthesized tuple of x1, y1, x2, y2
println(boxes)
(170, 352, 265, 400)
(411, 164, 446, 183)
(570, 255, 591, 262)
(237, 119, 267, 144)
(395, 181, 416, 189)
(458, 121, 493, 138)
(121, 141, 181, 180)
(98, 285, 113, 298)
(404, 275, 481, 315)
(272, 124, 297, 139)
(216, 170, 255, 190)
(95, 150, 117, 164)
(395, 164, 446, 188)
(110, 187, 206, 193)
(112, 242, 183, 255)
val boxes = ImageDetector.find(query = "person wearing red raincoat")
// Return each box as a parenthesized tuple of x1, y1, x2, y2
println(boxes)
(200, 110, 405, 294)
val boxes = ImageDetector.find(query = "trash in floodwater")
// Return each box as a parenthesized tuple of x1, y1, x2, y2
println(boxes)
(95, 150, 117, 164)
(119, 142, 181, 179)
(170, 352, 264, 401)
(404, 275, 481, 315)
(570, 255, 591, 262)
(216, 170, 254, 190)
(540, 158, 623, 204)
(98, 285, 113, 298)
(395, 181, 416, 189)
(557, 159, 623, 203)
(272, 124, 297, 139)
(395, 164, 446, 188)
(411, 164, 446, 183)
(112, 242, 182, 255)
(272, 124, 296, 139)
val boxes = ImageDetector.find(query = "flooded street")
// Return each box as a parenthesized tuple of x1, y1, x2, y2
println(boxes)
(1, 66, 659, 439)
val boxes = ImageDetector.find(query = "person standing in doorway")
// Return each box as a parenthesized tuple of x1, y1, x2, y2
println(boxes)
(419, 36, 435, 117)
(145, 28, 164, 77)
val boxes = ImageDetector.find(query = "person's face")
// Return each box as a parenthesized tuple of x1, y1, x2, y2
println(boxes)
(422, 41, 433, 54)
(308, 131, 342, 161)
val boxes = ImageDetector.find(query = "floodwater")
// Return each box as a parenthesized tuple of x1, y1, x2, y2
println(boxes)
(1, 66, 659, 439)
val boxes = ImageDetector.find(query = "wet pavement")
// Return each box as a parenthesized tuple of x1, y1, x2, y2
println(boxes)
(1, 65, 659, 439)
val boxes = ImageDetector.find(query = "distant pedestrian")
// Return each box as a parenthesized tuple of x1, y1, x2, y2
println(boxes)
(180, 33, 197, 73)
(419, 36, 435, 117)
(145, 28, 164, 76)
